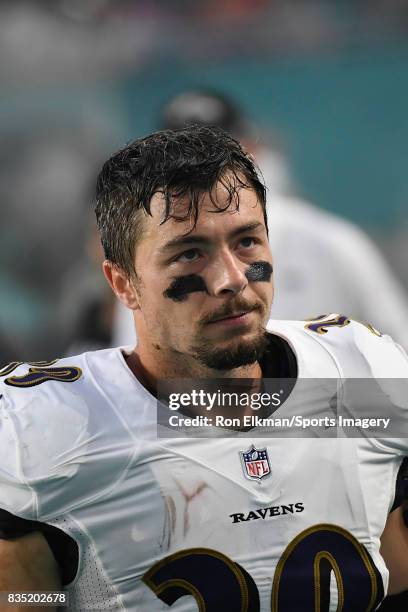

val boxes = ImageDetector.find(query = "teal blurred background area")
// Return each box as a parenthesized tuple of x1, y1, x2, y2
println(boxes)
(1, 0, 408, 359)
(3, 44, 408, 227)
(121, 45, 408, 229)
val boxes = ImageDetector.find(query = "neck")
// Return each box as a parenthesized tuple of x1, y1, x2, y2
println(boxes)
(127, 344, 265, 425)
(127, 342, 263, 395)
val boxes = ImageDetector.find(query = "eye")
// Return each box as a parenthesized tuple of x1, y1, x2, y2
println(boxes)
(176, 249, 200, 263)
(238, 237, 257, 249)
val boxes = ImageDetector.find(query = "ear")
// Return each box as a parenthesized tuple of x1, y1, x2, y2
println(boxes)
(103, 260, 140, 310)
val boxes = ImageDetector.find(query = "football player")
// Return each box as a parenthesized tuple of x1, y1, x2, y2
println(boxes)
(0, 125, 408, 611)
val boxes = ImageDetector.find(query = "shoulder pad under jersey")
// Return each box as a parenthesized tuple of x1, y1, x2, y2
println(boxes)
(0, 350, 136, 521)
(302, 314, 408, 378)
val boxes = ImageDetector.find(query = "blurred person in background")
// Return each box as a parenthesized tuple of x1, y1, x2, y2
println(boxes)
(0, 115, 119, 362)
(0, 331, 19, 366)
(384, 219, 408, 299)
(0, 126, 93, 357)
(111, 88, 408, 351)
(58, 212, 117, 356)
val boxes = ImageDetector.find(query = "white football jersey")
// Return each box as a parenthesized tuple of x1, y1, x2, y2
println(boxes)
(0, 317, 408, 611)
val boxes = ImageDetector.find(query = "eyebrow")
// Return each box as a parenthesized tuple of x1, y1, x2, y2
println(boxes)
(159, 221, 265, 254)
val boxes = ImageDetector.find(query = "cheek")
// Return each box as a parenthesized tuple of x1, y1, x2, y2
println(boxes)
(137, 282, 166, 319)
(251, 276, 274, 308)
(142, 290, 196, 328)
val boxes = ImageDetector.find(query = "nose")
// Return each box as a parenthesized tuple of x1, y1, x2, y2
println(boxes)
(205, 250, 248, 297)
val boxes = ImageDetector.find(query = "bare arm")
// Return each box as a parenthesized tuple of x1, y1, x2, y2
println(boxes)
(381, 505, 408, 595)
(0, 531, 61, 611)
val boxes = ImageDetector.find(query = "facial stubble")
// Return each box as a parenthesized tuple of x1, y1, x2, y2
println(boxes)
(191, 325, 269, 371)
(138, 261, 272, 372)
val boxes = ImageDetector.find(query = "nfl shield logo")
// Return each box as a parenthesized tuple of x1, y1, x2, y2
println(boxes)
(240, 445, 271, 482)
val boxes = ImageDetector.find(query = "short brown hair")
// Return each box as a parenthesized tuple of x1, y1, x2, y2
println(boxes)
(95, 125, 267, 276)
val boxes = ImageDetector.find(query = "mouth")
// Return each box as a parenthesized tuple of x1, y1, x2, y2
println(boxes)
(207, 310, 255, 327)
(210, 310, 248, 322)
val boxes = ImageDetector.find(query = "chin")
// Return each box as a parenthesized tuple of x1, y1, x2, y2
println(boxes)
(193, 332, 268, 371)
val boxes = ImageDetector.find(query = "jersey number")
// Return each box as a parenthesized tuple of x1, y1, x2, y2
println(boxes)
(305, 314, 350, 334)
(143, 524, 383, 611)
(304, 314, 382, 337)
(0, 360, 82, 387)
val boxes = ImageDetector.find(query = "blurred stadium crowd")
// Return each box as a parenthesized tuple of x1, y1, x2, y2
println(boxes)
(1, 0, 408, 362)
(3, 0, 408, 73)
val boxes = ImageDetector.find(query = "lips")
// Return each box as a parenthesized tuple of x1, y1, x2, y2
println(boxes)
(209, 311, 249, 323)
(206, 308, 261, 326)
(202, 302, 261, 327)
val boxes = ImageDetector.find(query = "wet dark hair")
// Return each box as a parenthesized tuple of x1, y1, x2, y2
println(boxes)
(95, 125, 267, 276)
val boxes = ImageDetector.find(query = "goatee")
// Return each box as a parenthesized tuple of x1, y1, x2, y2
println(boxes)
(192, 332, 269, 371)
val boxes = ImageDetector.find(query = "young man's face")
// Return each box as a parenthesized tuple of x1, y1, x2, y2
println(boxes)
(132, 178, 273, 371)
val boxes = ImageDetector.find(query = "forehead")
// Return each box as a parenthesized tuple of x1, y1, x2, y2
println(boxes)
(142, 180, 266, 246)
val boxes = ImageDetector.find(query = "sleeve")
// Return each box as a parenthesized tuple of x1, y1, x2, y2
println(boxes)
(0, 391, 37, 518)
(0, 507, 79, 585)
(0, 381, 91, 522)
(341, 321, 408, 456)
(0, 507, 41, 538)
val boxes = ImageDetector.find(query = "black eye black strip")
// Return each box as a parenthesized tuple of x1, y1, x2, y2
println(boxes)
(245, 261, 273, 283)
(164, 262, 272, 302)
(164, 274, 208, 302)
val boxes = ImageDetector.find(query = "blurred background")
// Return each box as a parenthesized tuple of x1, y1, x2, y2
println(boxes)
(1, 0, 408, 361)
